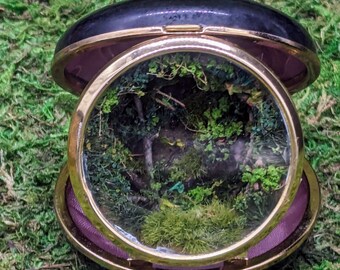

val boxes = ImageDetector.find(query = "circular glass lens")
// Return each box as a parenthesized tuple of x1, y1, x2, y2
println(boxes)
(83, 52, 290, 255)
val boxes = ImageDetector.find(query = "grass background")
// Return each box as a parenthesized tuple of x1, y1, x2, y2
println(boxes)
(0, 0, 338, 269)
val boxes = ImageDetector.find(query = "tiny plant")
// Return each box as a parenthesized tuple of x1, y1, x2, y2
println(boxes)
(241, 165, 286, 191)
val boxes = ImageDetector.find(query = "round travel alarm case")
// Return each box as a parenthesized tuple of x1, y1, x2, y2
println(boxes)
(52, 1, 320, 269)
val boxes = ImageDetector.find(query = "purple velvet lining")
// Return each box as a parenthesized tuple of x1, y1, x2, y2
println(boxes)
(66, 177, 309, 269)
(64, 37, 307, 95)
(66, 184, 129, 259)
(152, 264, 223, 270)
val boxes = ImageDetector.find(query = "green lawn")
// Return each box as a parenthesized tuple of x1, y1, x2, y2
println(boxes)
(0, 0, 339, 269)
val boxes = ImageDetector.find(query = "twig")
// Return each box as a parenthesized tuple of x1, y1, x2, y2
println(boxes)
(179, 118, 206, 134)
(126, 171, 147, 190)
(128, 195, 149, 204)
(0, 150, 16, 199)
(249, 110, 254, 123)
(156, 90, 186, 108)
(154, 98, 176, 111)
(130, 153, 144, 157)
(243, 135, 254, 165)
(98, 110, 102, 137)
(133, 95, 145, 121)
(143, 132, 159, 179)
(133, 95, 158, 180)
(37, 263, 72, 269)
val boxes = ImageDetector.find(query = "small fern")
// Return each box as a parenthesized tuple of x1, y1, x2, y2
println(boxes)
(241, 165, 286, 191)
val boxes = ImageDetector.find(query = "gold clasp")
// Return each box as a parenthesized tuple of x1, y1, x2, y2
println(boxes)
(163, 24, 203, 33)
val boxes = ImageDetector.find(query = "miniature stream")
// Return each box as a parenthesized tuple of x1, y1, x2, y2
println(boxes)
(83, 52, 290, 255)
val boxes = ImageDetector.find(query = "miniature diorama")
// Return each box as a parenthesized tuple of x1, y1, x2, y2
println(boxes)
(51, 0, 321, 269)
(84, 52, 289, 255)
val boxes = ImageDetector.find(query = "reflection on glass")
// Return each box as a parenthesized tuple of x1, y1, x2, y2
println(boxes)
(83, 53, 290, 255)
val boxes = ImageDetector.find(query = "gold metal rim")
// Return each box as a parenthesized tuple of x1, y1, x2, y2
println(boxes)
(51, 26, 320, 95)
(54, 159, 320, 270)
(67, 35, 304, 266)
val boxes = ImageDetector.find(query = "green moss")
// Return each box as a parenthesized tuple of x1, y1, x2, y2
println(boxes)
(141, 200, 245, 254)
(169, 149, 206, 182)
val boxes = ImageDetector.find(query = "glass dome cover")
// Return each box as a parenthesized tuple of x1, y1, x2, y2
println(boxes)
(67, 36, 304, 266)
(84, 52, 290, 255)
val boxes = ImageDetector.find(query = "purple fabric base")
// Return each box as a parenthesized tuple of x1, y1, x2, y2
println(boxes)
(66, 177, 309, 269)
(66, 184, 129, 260)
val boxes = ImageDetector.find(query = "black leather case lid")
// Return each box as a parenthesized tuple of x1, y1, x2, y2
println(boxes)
(52, 0, 320, 95)
(56, 0, 316, 53)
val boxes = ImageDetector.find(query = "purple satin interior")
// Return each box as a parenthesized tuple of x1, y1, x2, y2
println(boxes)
(248, 177, 308, 258)
(66, 184, 129, 260)
(66, 176, 309, 269)
(64, 36, 307, 95)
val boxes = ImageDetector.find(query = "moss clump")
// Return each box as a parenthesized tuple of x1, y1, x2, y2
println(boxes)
(169, 149, 206, 182)
(141, 200, 245, 254)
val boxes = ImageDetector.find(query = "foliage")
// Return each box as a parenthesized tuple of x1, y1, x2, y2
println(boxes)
(251, 98, 284, 137)
(187, 186, 213, 205)
(198, 97, 243, 141)
(194, 96, 244, 163)
(102, 87, 120, 113)
(85, 112, 151, 232)
(202, 140, 230, 163)
(147, 53, 241, 92)
(312, 260, 340, 270)
(241, 165, 286, 191)
(234, 190, 275, 225)
(141, 200, 245, 254)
